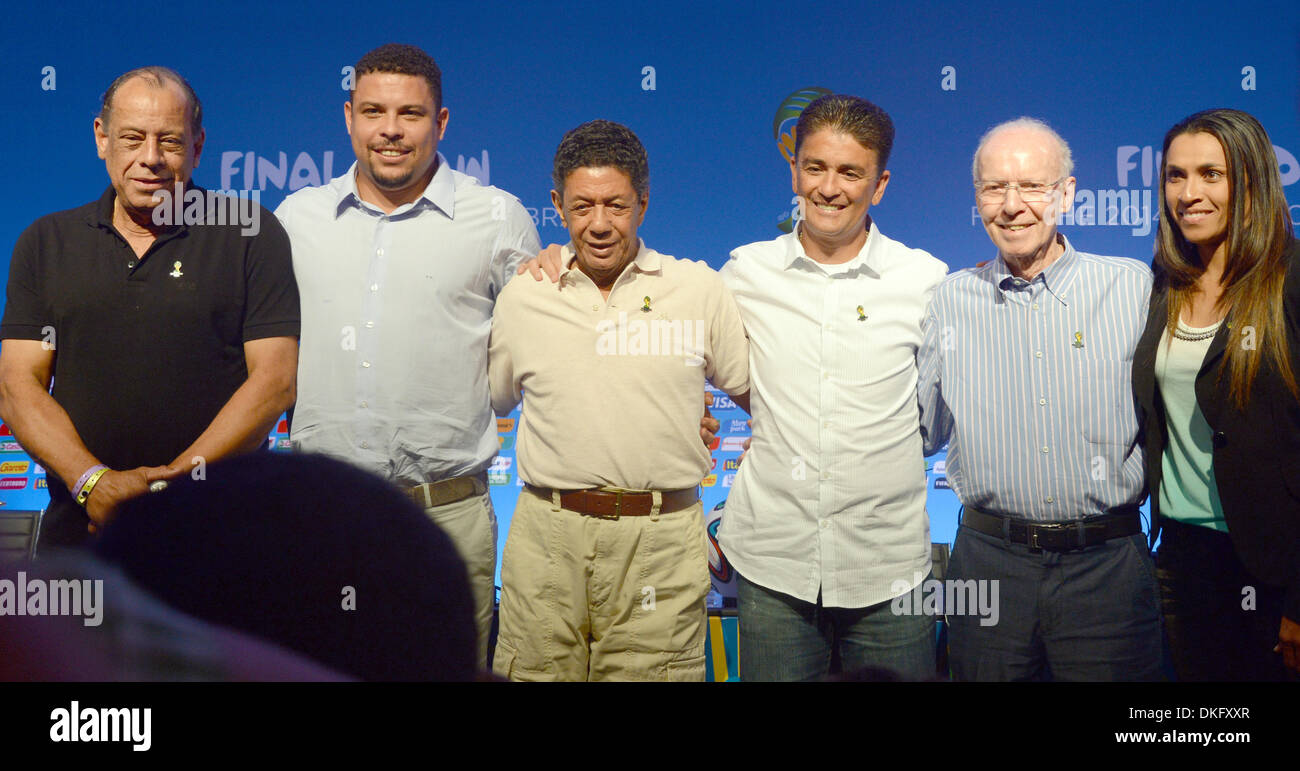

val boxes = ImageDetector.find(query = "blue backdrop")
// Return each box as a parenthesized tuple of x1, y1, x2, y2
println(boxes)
(2, 0, 1297, 595)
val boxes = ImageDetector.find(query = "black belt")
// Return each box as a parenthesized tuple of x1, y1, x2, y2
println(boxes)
(961, 505, 1141, 552)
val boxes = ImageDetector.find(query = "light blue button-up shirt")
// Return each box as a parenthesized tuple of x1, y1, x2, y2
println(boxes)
(276, 155, 540, 485)
(917, 237, 1151, 521)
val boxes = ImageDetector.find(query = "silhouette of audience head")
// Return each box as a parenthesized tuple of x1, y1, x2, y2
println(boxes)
(93, 452, 476, 681)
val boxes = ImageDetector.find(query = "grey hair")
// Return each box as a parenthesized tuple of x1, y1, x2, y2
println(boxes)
(100, 66, 202, 135)
(971, 117, 1073, 182)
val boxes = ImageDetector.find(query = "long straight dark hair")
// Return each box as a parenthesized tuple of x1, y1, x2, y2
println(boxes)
(1153, 108, 1297, 409)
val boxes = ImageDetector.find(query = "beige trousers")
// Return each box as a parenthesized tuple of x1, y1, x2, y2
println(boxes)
(493, 487, 709, 681)
(423, 490, 497, 672)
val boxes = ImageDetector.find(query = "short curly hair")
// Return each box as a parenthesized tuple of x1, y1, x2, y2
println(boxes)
(352, 43, 443, 110)
(552, 120, 649, 202)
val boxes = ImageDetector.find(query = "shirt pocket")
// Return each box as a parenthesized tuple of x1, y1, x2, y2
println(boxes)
(1074, 357, 1134, 446)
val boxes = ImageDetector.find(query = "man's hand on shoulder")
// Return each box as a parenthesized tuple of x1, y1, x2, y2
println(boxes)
(516, 243, 565, 284)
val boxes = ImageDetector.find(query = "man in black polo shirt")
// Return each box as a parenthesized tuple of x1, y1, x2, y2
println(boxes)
(0, 66, 299, 551)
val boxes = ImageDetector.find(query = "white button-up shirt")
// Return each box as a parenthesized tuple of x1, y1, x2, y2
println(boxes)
(275, 156, 540, 486)
(718, 224, 948, 608)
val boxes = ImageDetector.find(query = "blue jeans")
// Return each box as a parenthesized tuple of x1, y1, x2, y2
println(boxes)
(946, 524, 1162, 681)
(736, 571, 936, 681)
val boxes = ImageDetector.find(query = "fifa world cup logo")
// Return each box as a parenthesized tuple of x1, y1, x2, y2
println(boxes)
(774, 87, 832, 233)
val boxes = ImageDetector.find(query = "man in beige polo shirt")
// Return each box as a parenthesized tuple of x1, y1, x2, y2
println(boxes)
(488, 120, 750, 681)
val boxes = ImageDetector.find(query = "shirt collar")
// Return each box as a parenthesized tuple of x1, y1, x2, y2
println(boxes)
(560, 239, 658, 283)
(783, 219, 883, 277)
(335, 152, 455, 219)
(87, 183, 196, 239)
(990, 234, 1080, 306)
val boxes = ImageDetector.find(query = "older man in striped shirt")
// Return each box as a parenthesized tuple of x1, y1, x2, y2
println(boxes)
(917, 118, 1162, 681)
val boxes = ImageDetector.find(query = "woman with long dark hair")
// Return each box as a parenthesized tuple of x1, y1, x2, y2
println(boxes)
(1134, 108, 1299, 680)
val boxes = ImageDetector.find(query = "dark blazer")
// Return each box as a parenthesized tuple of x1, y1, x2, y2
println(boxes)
(1133, 242, 1300, 621)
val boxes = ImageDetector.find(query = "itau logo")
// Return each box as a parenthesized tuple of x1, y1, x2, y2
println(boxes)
(773, 87, 831, 233)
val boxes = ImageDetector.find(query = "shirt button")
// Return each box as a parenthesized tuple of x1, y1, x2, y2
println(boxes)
(1045, 496, 1054, 504)
(823, 421, 831, 428)
(376, 248, 384, 257)
(1039, 398, 1046, 405)
(820, 520, 829, 529)
(360, 401, 368, 408)
(822, 372, 830, 380)
(592, 305, 600, 311)
(1035, 351, 1043, 358)
(1041, 446, 1049, 453)
(360, 441, 369, 449)
(824, 323, 832, 330)
(362, 361, 371, 368)
(127, 260, 136, 268)
(821, 471, 831, 480)
(1031, 303, 1039, 309)
(370, 283, 379, 291)
(364, 321, 374, 328)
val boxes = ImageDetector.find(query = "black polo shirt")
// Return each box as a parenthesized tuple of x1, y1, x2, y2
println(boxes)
(1, 184, 300, 516)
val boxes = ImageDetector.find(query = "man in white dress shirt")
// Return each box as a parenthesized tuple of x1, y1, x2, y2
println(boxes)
(718, 94, 948, 680)
(275, 44, 540, 671)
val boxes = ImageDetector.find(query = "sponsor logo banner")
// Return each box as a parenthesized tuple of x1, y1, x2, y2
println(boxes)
(719, 437, 748, 453)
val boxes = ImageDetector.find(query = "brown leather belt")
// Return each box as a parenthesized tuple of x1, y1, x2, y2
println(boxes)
(525, 485, 699, 518)
(406, 472, 488, 509)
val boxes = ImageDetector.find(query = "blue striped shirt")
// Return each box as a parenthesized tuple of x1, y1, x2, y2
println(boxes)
(917, 237, 1151, 521)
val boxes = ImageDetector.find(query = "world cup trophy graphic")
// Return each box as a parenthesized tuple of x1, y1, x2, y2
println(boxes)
(774, 86, 832, 233)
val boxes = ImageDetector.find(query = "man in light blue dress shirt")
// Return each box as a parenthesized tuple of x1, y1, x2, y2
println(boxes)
(917, 118, 1162, 681)
(275, 44, 540, 671)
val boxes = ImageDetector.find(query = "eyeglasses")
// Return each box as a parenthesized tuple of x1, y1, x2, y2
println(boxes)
(975, 177, 1065, 203)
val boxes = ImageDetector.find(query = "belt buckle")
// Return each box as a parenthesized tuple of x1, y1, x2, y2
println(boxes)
(592, 490, 622, 519)
(1029, 521, 1066, 552)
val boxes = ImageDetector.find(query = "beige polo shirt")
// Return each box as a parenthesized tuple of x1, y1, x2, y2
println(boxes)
(489, 241, 749, 491)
